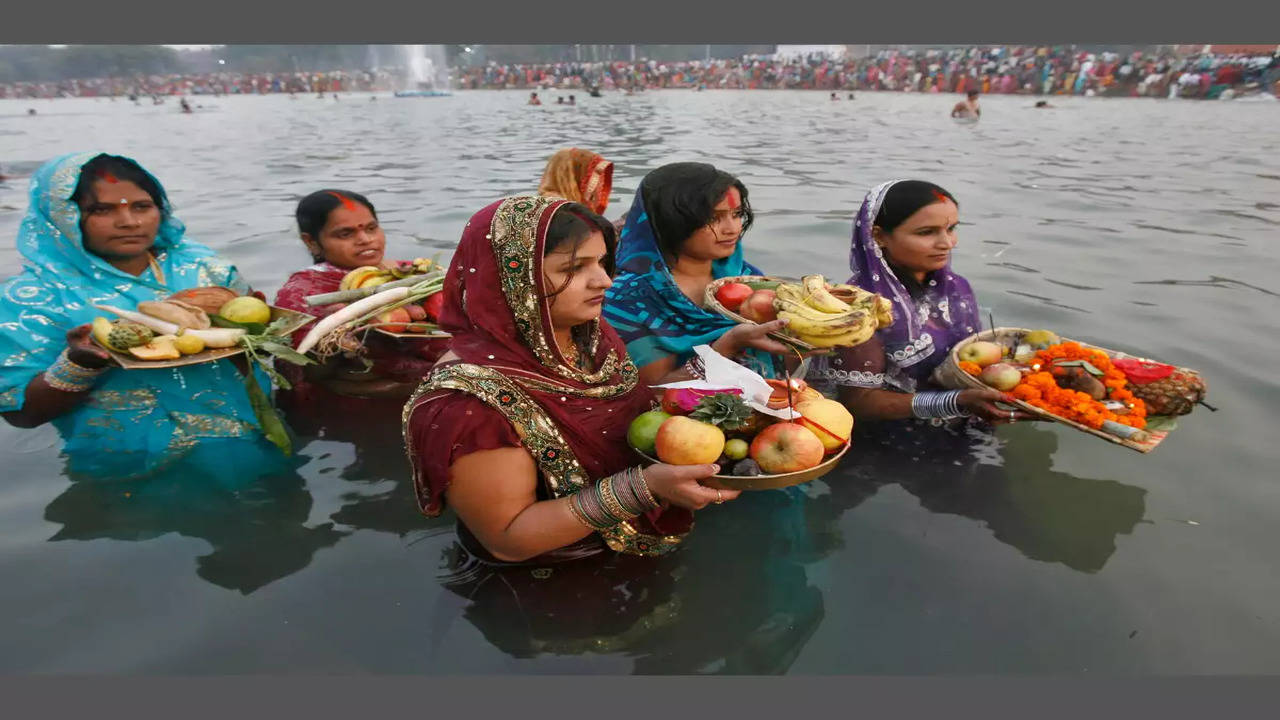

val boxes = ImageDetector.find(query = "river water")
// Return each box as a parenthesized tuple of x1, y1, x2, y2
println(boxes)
(1, 91, 1278, 674)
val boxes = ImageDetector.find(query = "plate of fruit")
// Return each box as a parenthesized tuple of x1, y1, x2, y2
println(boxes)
(936, 327, 1207, 453)
(90, 287, 313, 369)
(626, 379, 853, 490)
(705, 274, 894, 351)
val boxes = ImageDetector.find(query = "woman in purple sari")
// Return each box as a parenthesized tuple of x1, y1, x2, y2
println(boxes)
(810, 180, 1034, 425)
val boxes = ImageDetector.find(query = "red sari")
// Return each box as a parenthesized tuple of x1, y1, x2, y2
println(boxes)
(403, 196, 694, 563)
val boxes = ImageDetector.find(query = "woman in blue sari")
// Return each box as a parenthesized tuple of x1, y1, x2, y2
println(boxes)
(0, 152, 287, 482)
(603, 162, 790, 385)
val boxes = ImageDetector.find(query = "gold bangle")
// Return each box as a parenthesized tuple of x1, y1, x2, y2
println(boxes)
(632, 466, 659, 509)
(598, 476, 635, 523)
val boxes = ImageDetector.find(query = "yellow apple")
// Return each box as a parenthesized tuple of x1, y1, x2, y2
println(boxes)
(794, 398, 854, 453)
(654, 416, 725, 466)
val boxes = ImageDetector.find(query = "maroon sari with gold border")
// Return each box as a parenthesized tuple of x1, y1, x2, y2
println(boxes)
(403, 196, 693, 562)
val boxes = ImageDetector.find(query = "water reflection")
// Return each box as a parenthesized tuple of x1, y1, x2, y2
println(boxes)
(833, 421, 1147, 574)
(428, 420, 1147, 672)
(280, 393, 443, 539)
(44, 441, 346, 594)
(432, 486, 827, 674)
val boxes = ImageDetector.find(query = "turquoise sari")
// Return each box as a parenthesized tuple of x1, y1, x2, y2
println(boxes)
(602, 186, 775, 378)
(0, 152, 285, 481)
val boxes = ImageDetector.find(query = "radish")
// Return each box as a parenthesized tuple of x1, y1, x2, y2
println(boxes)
(295, 286, 411, 354)
(92, 304, 246, 348)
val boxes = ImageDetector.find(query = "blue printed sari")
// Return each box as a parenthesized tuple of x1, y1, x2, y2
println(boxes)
(603, 187, 775, 377)
(0, 152, 285, 481)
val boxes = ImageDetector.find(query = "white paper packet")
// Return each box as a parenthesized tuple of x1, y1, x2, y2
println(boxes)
(650, 345, 799, 420)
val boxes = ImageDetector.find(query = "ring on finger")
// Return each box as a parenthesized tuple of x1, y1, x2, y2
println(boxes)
(1009, 410, 1016, 422)
(715, 489, 724, 504)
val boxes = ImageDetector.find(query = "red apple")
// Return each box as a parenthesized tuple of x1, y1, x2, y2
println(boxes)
(376, 307, 412, 333)
(738, 289, 778, 323)
(980, 362, 1022, 391)
(714, 282, 754, 312)
(749, 422, 825, 473)
(654, 416, 726, 466)
(422, 292, 445, 321)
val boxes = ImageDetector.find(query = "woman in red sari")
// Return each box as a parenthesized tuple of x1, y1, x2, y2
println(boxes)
(274, 189, 446, 402)
(405, 195, 787, 565)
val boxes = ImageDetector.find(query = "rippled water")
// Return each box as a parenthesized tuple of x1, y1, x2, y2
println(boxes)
(1, 91, 1278, 674)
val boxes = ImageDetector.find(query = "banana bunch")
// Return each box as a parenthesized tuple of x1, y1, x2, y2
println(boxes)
(339, 266, 391, 291)
(339, 258, 439, 291)
(773, 275, 894, 348)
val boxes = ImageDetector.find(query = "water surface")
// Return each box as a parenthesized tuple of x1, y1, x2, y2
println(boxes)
(1, 91, 1278, 673)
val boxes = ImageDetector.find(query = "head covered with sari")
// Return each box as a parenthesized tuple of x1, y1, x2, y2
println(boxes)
(602, 162, 772, 374)
(537, 148, 614, 217)
(404, 195, 692, 558)
(0, 151, 276, 479)
(847, 180, 981, 389)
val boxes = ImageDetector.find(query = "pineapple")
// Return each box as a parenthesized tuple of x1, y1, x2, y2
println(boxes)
(1129, 368, 1207, 417)
(689, 393, 755, 433)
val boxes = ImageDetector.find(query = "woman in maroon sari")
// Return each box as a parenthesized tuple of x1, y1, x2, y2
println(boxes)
(405, 195, 785, 565)
(274, 189, 446, 402)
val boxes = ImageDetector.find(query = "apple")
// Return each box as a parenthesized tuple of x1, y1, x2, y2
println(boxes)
(723, 438, 750, 461)
(627, 410, 672, 455)
(738, 289, 778, 323)
(980, 362, 1022, 391)
(423, 292, 445, 321)
(749, 422, 825, 473)
(655, 416, 726, 466)
(794, 398, 854, 453)
(405, 304, 428, 322)
(958, 340, 1003, 367)
(376, 307, 412, 333)
(714, 282, 754, 312)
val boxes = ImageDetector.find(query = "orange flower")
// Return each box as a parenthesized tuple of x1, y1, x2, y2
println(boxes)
(1012, 345, 1148, 431)
(958, 361, 982, 377)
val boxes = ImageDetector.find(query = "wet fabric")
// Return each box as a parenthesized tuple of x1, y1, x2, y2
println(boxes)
(0, 151, 280, 480)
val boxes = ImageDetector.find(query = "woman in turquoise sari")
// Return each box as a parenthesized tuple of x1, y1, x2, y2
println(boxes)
(0, 151, 287, 482)
(602, 162, 790, 384)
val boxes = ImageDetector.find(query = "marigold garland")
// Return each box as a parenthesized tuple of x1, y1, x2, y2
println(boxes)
(958, 361, 982, 377)
(1008, 341, 1147, 430)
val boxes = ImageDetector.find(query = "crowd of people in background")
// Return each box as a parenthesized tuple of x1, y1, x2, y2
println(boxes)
(0, 69, 399, 100)
(4, 45, 1278, 100)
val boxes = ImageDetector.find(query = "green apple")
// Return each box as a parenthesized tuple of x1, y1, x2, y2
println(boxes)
(724, 438, 750, 461)
(626, 410, 672, 455)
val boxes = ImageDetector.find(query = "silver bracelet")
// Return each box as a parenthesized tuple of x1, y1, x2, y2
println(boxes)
(682, 354, 705, 379)
(911, 390, 968, 419)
